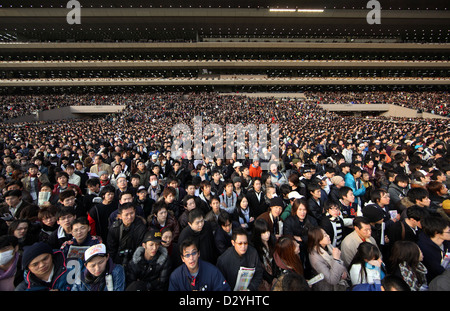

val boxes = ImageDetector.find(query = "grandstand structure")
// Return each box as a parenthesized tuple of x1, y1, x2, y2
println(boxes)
(0, 0, 449, 121)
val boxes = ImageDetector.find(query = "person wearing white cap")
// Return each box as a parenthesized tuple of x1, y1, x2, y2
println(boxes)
(72, 243, 125, 291)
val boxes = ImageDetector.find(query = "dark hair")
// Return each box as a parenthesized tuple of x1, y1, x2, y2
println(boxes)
(71, 216, 90, 228)
(349, 242, 383, 284)
(0, 235, 18, 249)
(324, 200, 339, 211)
(210, 195, 220, 203)
(381, 275, 411, 291)
(99, 185, 116, 199)
(217, 210, 231, 227)
(56, 206, 76, 219)
(394, 174, 409, 184)
(182, 195, 196, 207)
(8, 219, 30, 236)
(307, 226, 326, 255)
(279, 271, 311, 291)
(350, 166, 362, 176)
(179, 236, 199, 256)
(427, 181, 445, 196)
(291, 198, 308, 217)
(118, 190, 133, 201)
(338, 186, 353, 200)
(232, 227, 248, 241)
(151, 201, 168, 216)
(38, 205, 58, 220)
(353, 216, 370, 229)
(187, 208, 204, 224)
(86, 178, 100, 188)
(421, 215, 450, 238)
(118, 202, 136, 214)
(407, 187, 429, 203)
(406, 205, 429, 221)
(389, 241, 423, 282)
(251, 218, 275, 259)
(59, 189, 76, 202)
(56, 171, 69, 180)
(370, 188, 387, 204)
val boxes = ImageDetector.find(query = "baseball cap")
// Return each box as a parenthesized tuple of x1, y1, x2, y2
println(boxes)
(84, 243, 107, 262)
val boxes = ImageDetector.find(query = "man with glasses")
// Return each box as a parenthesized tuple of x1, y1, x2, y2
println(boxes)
(168, 237, 230, 291)
(216, 227, 263, 291)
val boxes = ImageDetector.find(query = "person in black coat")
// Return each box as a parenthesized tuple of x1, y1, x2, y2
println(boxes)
(306, 183, 325, 223)
(126, 230, 171, 291)
(417, 214, 450, 283)
(177, 208, 218, 267)
(106, 203, 147, 266)
(246, 178, 268, 218)
(214, 211, 240, 255)
(320, 200, 346, 249)
(386, 205, 429, 247)
(283, 197, 317, 274)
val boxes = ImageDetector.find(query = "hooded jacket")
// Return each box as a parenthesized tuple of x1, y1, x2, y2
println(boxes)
(126, 246, 171, 291)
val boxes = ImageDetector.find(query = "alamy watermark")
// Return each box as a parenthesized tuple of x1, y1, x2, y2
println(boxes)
(170, 116, 279, 171)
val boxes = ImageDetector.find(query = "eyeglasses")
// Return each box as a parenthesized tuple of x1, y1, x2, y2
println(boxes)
(234, 242, 248, 246)
(183, 250, 199, 259)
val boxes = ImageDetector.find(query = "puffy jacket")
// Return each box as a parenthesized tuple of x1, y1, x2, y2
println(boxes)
(15, 251, 74, 291)
(169, 259, 230, 291)
(126, 246, 171, 291)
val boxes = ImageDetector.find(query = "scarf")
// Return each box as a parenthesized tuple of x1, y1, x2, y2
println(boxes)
(399, 261, 428, 291)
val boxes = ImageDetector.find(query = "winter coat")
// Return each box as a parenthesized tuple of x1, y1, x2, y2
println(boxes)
(126, 246, 171, 291)
(308, 246, 348, 291)
(72, 257, 125, 291)
(417, 231, 450, 283)
(106, 217, 147, 265)
(15, 250, 74, 291)
(388, 183, 408, 210)
(169, 259, 230, 291)
(216, 244, 263, 291)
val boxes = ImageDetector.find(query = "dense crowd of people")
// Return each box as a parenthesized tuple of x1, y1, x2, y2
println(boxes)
(1, 90, 449, 121)
(306, 91, 450, 116)
(0, 91, 449, 292)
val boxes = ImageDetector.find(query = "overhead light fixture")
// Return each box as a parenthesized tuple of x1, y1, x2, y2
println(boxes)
(297, 9, 324, 12)
(269, 8, 296, 12)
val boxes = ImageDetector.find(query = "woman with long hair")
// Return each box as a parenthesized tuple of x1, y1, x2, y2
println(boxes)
(273, 235, 304, 278)
(251, 218, 276, 291)
(348, 242, 386, 285)
(388, 240, 428, 291)
(233, 195, 255, 233)
(307, 227, 348, 291)
(283, 197, 317, 273)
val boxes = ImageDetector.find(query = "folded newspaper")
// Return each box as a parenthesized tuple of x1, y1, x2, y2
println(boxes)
(67, 246, 90, 260)
(234, 267, 255, 291)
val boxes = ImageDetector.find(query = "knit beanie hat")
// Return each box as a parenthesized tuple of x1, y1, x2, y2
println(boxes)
(22, 242, 53, 270)
(331, 175, 344, 186)
(362, 205, 384, 223)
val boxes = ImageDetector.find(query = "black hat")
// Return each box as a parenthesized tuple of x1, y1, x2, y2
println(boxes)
(142, 230, 162, 243)
(3, 189, 22, 198)
(362, 205, 384, 223)
(22, 242, 53, 270)
(269, 197, 284, 208)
